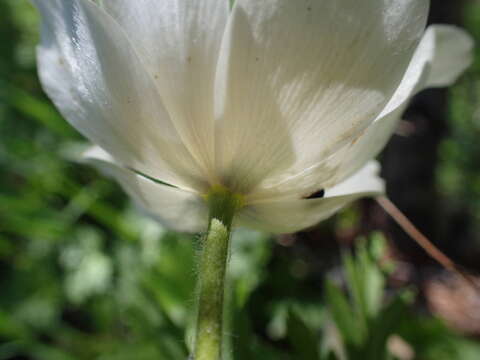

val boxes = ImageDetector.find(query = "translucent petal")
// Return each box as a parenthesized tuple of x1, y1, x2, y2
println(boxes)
(215, 0, 428, 193)
(83, 146, 207, 233)
(255, 25, 473, 199)
(102, 0, 229, 175)
(238, 162, 384, 234)
(33, 0, 207, 191)
(327, 25, 474, 185)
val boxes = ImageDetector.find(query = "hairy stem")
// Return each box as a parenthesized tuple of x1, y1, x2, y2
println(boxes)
(194, 187, 242, 360)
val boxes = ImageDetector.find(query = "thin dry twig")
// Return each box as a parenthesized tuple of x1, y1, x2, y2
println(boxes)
(376, 196, 480, 292)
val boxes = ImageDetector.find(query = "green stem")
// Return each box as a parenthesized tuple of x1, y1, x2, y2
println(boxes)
(194, 187, 242, 360)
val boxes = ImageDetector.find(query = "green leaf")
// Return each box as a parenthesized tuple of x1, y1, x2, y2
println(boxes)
(342, 251, 368, 337)
(287, 309, 321, 360)
(367, 297, 409, 360)
(358, 240, 385, 318)
(4, 84, 76, 138)
(324, 280, 362, 347)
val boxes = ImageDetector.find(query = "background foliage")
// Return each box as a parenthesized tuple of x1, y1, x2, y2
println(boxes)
(1, 1, 480, 359)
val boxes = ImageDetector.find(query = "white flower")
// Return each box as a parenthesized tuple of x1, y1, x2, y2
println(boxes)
(33, 0, 473, 233)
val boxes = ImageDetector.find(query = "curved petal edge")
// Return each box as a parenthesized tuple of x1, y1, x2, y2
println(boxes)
(238, 161, 384, 234)
(82, 146, 207, 233)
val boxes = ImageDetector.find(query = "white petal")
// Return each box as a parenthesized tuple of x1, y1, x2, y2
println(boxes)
(83, 146, 207, 233)
(101, 0, 229, 174)
(238, 162, 384, 234)
(33, 0, 207, 191)
(425, 25, 475, 88)
(258, 24, 473, 199)
(215, 0, 428, 193)
(330, 25, 474, 184)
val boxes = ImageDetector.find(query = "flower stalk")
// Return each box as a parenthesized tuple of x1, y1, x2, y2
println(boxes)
(194, 187, 243, 360)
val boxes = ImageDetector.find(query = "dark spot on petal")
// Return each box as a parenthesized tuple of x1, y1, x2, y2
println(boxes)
(307, 6, 312, 11)
(187, 56, 192, 63)
(304, 189, 325, 199)
(255, 56, 260, 61)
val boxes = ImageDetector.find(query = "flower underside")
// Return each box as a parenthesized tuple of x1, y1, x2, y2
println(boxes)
(32, 0, 473, 234)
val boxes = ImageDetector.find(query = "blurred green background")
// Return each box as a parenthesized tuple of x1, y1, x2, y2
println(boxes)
(1, 1, 480, 359)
